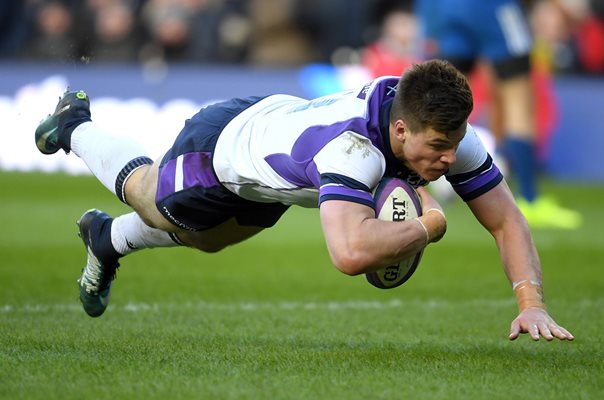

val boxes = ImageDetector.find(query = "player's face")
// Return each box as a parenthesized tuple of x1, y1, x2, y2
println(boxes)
(398, 121, 466, 181)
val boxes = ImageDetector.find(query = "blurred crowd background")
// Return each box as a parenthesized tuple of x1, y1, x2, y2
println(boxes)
(1, 0, 603, 75)
(1, 0, 603, 181)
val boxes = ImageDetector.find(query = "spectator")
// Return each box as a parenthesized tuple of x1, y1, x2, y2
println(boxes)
(0, 0, 29, 58)
(8, 0, 603, 74)
(573, 0, 604, 74)
(85, 0, 145, 62)
(23, 0, 84, 62)
(246, 0, 313, 66)
(294, 0, 373, 63)
(361, 5, 420, 77)
(140, 0, 250, 64)
(415, 0, 582, 229)
(140, 0, 196, 62)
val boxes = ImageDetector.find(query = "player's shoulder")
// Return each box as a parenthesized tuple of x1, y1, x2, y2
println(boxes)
(448, 124, 489, 175)
(355, 76, 400, 100)
(315, 131, 386, 189)
(372, 75, 401, 86)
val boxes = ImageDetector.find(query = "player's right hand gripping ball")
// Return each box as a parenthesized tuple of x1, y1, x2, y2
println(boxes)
(365, 177, 424, 289)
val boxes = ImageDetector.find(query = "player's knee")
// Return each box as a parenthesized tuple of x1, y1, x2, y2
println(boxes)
(124, 165, 152, 201)
(122, 163, 172, 231)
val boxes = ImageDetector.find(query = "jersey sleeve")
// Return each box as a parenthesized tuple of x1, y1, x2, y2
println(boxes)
(314, 131, 385, 208)
(445, 125, 503, 201)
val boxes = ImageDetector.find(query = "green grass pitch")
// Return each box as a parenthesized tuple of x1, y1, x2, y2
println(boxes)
(1, 171, 603, 399)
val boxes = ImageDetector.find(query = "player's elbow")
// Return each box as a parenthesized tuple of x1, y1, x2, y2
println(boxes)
(331, 250, 374, 276)
(325, 231, 378, 276)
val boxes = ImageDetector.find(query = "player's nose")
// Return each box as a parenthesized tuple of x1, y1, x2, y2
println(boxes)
(440, 148, 456, 164)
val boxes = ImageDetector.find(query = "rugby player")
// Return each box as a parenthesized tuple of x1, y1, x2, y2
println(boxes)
(35, 60, 573, 341)
(415, 0, 581, 228)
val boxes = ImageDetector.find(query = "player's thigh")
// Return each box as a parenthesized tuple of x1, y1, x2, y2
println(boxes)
(177, 218, 265, 253)
(177, 198, 289, 252)
(497, 74, 534, 137)
(123, 159, 287, 252)
(123, 160, 177, 232)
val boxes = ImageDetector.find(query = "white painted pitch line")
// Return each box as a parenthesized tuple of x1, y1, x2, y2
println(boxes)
(1, 298, 523, 314)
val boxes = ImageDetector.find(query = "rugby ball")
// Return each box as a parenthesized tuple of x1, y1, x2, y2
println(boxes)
(365, 177, 424, 289)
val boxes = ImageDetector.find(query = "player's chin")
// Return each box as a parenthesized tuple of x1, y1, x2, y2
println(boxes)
(422, 170, 446, 181)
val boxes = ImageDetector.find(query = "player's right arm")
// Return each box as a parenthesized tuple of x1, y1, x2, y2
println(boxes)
(319, 188, 445, 276)
(314, 131, 446, 275)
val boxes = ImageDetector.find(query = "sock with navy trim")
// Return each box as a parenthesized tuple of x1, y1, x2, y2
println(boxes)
(70, 122, 153, 203)
(504, 136, 538, 202)
(111, 212, 184, 256)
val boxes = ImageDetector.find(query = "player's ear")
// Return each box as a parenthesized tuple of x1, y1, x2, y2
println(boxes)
(393, 119, 407, 142)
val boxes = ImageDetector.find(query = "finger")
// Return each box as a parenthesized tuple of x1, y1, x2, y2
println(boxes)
(539, 323, 554, 341)
(552, 326, 575, 340)
(563, 328, 574, 341)
(529, 324, 540, 341)
(509, 320, 520, 340)
(549, 325, 566, 340)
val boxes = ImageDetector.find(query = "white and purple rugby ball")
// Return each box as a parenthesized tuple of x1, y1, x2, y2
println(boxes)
(365, 177, 424, 289)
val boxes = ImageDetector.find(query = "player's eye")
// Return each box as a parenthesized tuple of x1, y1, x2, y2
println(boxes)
(431, 142, 452, 150)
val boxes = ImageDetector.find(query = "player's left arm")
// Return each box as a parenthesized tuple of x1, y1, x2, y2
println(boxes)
(466, 179, 574, 341)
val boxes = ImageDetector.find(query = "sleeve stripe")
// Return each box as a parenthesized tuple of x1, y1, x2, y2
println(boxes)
(446, 153, 505, 201)
(320, 184, 374, 203)
(458, 173, 503, 201)
(320, 172, 371, 191)
(447, 154, 494, 184)
(319, 194, 375, 209)
(319, 172, 374, 207)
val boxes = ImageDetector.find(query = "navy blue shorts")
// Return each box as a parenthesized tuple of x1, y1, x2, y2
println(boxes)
(416, 0, 532, 78)
(155, 96, 289, 231)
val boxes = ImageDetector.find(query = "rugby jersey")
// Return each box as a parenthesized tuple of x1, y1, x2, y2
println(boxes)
(212, 77, 502, 209)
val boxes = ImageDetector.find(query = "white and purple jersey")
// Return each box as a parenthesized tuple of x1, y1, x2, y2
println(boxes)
(156, 77, 502, 230)
(212, 77, 502, 207)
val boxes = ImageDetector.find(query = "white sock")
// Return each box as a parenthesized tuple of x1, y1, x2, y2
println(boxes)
(111, 212, 184, 256)
(70, 122, 153, 203)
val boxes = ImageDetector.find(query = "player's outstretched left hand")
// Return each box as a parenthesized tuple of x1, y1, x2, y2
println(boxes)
(509, 308, 574, 341)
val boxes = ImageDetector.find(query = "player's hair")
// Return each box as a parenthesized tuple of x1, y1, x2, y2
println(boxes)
(391, 59, 473, 135)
